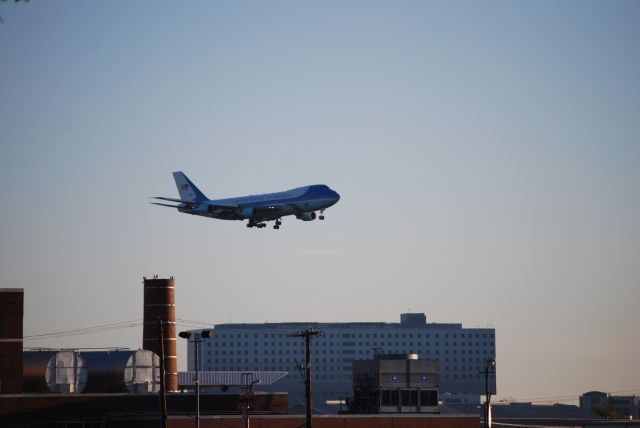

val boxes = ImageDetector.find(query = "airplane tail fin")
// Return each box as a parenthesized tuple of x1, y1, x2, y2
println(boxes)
(172, 171, 208, 202)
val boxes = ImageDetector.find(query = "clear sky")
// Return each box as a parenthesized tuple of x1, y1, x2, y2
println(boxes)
(1, 1, 639, 404)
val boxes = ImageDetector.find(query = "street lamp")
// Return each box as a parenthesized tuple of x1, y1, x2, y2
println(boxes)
(483, 358, 496, 428)
(179, 330, 212, 428)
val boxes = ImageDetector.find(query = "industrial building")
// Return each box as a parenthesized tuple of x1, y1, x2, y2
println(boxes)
(0, 281, 482, 427)
(186, 312, 496, 410)
(0, 280, 289, 427)
(581, 391, 640, 420)
(0, 288, 23, 395)
(350, 353, 439, 414)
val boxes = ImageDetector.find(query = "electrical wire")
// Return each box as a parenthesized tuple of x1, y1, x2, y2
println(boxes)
(24, 318, 214, 341)
(503, 388, 640, 404)
(24, 319, 143, 340)
(175, 318, 214, 328)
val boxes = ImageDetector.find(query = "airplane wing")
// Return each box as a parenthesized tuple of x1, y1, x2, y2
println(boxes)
(153, 196, 192, 204)
(152, 197, 285, 220)
(151, 202, 182, 208)
(247, 205, 286, 219)
(152, 197, 238, 209)
(256, 205, 283, 213)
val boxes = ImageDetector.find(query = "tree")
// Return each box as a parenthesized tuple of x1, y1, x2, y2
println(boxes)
(593, 403, 624, 420)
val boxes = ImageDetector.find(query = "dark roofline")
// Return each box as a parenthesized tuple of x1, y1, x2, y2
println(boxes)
(210, 322, 489, 330)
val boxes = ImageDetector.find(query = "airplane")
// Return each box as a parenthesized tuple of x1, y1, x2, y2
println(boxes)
(152, 171, 340, 229)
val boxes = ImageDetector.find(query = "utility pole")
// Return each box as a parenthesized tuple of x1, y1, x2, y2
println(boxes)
(290, 329, 319, 428)
(158, 319, 168, 428)
(178, 330, 212, 428)
(195, 335, 200, 428)
(241, 373, 260, 428)
(481, 358, 496, 428)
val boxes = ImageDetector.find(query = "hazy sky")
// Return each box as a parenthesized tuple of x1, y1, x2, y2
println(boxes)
(1, 1, 639, 403)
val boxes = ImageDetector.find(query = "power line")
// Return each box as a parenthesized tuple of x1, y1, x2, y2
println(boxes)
(508, 394, 581, 402)
(24, 324, 142, 340)
(175, 318, 214, 328)
(24, 347, 130, 351)
(606, 388, 640, 395)
(504, 388, 640, 403)
(24, 319, 143, 340)
(23, 318, 215, 341)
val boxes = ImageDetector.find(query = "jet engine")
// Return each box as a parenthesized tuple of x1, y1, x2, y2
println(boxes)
(296, 212, 316, 221)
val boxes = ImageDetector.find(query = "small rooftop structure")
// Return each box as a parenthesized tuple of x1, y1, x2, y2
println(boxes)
(350, 353, 439, 414)
(400, 313, 427, 326)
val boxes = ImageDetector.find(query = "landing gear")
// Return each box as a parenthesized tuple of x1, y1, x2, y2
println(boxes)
(319, 210, 325, 220)
(247, 219, 268, 229)
(273, 219, 282, 229)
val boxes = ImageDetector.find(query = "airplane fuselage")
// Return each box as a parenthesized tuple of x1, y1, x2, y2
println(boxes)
(180, 184, 340, 221)
(153, 172, 340, 229)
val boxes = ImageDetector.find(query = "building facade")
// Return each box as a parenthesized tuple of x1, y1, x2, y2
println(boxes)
(351, 354, 439, 414)
(0, 289, 23, 394)
(186, 313, 496, 409)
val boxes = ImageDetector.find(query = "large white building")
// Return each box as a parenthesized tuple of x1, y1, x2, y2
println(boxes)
(186, 313, 496, 409)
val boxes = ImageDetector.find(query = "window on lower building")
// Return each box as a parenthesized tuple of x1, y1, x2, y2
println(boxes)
(420, 390, 437, 406)
(401, 390, 418, 406)
(382, 390, 399, 406)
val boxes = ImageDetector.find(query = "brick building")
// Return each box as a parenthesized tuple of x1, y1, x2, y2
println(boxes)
(0, 288, 23, 394)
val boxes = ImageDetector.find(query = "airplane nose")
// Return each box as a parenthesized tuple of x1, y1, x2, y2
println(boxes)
(333, 191, 340, 202)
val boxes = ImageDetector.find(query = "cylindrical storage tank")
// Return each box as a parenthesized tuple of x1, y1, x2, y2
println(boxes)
(82, 350, 160, 393)
(142, 277, 177, 391)
(23, 351, 87, 393)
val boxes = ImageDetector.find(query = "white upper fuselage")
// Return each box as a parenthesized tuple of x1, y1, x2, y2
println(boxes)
(152, 172, 340, 227)
(187, 184, 340, 221)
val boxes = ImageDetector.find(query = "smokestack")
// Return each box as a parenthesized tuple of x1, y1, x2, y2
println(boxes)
(143, 277, 177, 391)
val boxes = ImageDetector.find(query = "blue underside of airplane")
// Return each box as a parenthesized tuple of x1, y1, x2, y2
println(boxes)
(152, 172, 340, 229)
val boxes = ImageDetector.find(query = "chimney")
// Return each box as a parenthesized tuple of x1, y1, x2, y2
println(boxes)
(142, 277, 177, 391)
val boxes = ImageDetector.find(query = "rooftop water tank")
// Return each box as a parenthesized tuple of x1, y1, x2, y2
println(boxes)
(23, 351, 87, 393)
(82, 349, 160, 393)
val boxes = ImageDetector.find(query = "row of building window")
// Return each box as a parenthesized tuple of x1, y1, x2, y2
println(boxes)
(381, 389, 438, 407)
(210, 340, 493, 348)
(200, 362, 488, 383)
(205, 348, 494, 357)
(216, 332, 494, 340)
(208, 360, 490, 373)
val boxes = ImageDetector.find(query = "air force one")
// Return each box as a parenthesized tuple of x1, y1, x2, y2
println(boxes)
(152, 172, 340, 229)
